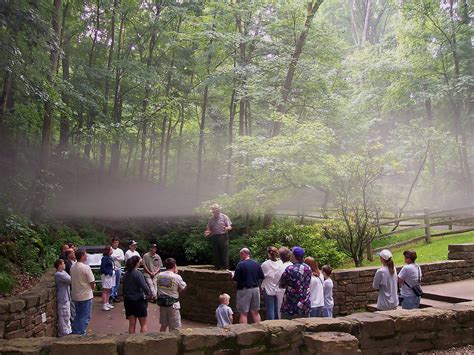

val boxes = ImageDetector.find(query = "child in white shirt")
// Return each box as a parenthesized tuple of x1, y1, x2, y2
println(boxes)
(322, 265, 334, 318)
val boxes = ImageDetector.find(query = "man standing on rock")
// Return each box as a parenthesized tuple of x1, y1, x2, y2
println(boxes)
(70, 249, 95, 336)
(143, 243, 163, 300)
(204, 204, 232, 270)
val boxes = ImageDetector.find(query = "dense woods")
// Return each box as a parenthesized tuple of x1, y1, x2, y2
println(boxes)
(0, 0, 472, 219)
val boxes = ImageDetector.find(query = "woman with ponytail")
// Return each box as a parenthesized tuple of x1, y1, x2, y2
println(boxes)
(372, 249, 398, 311)
(261, 246, 283, 320)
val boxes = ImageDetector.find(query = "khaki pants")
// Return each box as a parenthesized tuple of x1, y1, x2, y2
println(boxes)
(57, 301, 71, 337)
(145, 276, 158, 299)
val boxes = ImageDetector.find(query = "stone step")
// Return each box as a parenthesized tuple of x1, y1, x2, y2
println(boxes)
(419, 298, 457, 309)
(421, 291, 471, 304)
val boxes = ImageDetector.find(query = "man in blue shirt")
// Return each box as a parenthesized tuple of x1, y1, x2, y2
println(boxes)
(233, 248, 264, 324)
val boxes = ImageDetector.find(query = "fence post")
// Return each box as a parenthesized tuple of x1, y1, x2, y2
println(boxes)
(424, 208, 431, 244)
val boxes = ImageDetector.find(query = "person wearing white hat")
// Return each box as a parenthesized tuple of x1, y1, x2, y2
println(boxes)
(372, 249, 398, 311)
(124, 240, 141, 262)
(204, 204, 232, 270)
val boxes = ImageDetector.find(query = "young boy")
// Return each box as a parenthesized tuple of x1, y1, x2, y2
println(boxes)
(216, 293, 233, 327)
(321, 265, 334, 318)
(54, 259, 72, 336)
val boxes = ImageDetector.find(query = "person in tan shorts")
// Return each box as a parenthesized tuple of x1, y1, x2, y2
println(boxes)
(157, 258, 187, 331)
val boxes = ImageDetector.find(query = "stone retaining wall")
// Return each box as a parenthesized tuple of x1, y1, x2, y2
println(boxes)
(1, 301, 473, 354)
(179, 245, 474, 321)
(0, 270, 56, 340)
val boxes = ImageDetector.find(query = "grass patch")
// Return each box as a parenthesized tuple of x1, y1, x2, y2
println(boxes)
(371, 228, 443, 249)
(342, 231, 474, 268)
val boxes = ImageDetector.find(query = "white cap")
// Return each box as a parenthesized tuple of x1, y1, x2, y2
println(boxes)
(379, 249, 393, 261)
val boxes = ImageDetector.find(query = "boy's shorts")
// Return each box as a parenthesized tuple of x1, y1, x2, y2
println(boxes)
(159, 306, 181, 330)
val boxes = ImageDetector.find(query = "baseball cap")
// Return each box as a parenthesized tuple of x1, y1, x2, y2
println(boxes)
(128, 240, 138, 246)
(378, 249, 392, 261)
(292, 246, 305, 259)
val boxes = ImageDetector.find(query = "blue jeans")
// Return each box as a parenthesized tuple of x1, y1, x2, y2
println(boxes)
(309, 307, 323, 317)
(323, 307, 333, 318)
(401, 296, 420, 310)
(263, 291, 279, 320)
(111, 269, 121, 298)
(71, 299, 92, 336)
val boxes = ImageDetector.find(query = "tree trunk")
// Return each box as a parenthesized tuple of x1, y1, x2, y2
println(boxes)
(57, 2, 70, 152)
(272, 0, 324, 137)
(139, 3, 161, 180)
(39, 0, 62, 170)
(83, 0, 101, 158)
(163, 116, 173, 186)
(109, 11, 126, 176)
(225, 89, 236, 194)
(176, 104, 185, 180)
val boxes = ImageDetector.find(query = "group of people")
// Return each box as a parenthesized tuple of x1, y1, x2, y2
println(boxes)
(215, 245, 334, 327)
(373, 249, 423, 311)
(54, 239, 187, 337)
(53, 204, 423, 337)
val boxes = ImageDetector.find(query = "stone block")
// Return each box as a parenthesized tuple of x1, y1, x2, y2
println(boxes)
(5, 329, 26, 340)
(376, 308, 456, 333)
(333, 270, 359, 280)
(20, 294, 40, 309)
(303, 332, 360, 354)
(227, 324, 266, 346)
(345, 312, 395, 339)
(177, 327, 234, 352)
(449, 252, 474, 260)
(8, 301, 25, 313)
(257, 320, 304, 347)
(5, 320, 21, 332)
(0, 337, 53, 354)
(0, 302, 10, 315)
(122, 333, 178, 355)
(294, 317, 356, 334)
(49, 335, 118, 355)
(239, 345, 267, 354)
(449, 243, 474, 252)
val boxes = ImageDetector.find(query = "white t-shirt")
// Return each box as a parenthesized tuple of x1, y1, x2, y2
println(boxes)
(323, 278, 334, 309)
(70, 262, 95, 302)
(309, 273, 325, 308)
(261, 259, 283, 296)
(157, 270, 187, 309)
(373, 266, 398, 311)
(111, 247, 125, 269)
(398, 263, 422, 297)
(124, 249, 140, 262)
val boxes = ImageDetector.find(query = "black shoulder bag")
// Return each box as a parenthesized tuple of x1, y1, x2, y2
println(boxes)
(404, 265, 423, 297)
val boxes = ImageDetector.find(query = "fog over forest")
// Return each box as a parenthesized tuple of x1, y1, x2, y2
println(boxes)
(0, 0, 472, 220)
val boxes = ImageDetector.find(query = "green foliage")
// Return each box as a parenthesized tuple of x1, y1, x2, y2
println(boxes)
(0, 272, 16, 295)
(248, 220, 345, 268)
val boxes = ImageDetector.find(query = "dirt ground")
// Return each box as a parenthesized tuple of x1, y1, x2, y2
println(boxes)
(87, 296, 210, 335)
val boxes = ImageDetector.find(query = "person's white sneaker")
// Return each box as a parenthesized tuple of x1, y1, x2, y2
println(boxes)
(102, 305, 111, 311)
(106, 303, 114, 309)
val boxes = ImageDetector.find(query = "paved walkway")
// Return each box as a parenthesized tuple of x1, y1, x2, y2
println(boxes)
(88, 297, 210, 335)
(422, 278, 474, 302)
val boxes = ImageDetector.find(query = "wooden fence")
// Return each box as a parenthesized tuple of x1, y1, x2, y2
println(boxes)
(275, 205, 474, 253)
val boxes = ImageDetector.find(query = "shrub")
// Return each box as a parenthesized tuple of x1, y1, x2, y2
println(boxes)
(248, 220, 345, 268)
(0, 271, 15, 295)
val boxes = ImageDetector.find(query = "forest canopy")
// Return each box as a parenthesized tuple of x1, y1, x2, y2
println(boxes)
(0, 0, 472, 219)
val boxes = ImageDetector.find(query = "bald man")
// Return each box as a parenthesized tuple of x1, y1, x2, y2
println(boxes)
(233, 248, 264, 324)
(204, 204, 232, 270)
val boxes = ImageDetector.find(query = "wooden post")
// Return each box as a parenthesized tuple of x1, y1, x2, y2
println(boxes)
(424, 208, 431, 244)
(448, 223, 453, 231)
(367, 243, 374, 262)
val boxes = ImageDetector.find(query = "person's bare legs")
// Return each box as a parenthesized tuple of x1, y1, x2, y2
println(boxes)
(101, 288, 110, 306)
(239, 313, 248, 324)
(128, 316, 137, 334)
(160, 325, 167, 332)
(250, 310, 261, 323)
(138, 317, 147, 333)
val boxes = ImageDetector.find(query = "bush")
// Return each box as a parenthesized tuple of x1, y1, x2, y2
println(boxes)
(248, 220, 345, 268)
(0, 271, 15, 295)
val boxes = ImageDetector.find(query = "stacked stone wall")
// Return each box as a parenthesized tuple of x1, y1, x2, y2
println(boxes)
(1, 302, 474, 354)
(0, 270, 56, 340)
(180, 247, 474, 321)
